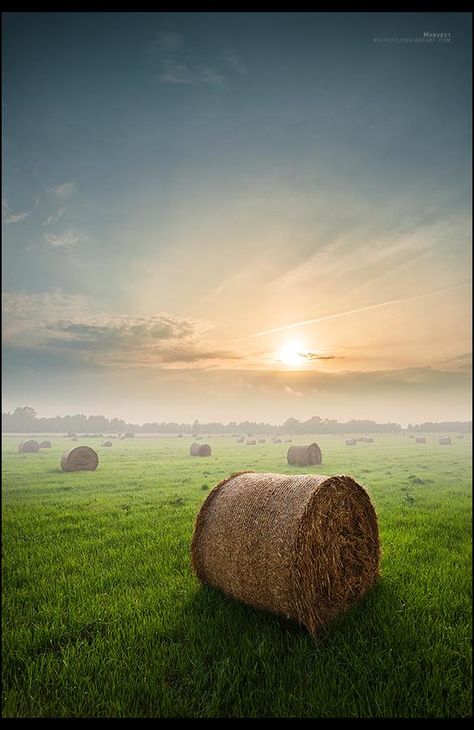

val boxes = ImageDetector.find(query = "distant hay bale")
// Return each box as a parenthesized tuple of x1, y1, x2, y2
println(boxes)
(273, 438, 282, 444)
(102, 441, 113, 447)
(61, 446, 99, 472)
(439, 437, 452, 445)
(415, 437, 426, 443)
(39, 440, 52, 449)
(191, 471, 380, 635)
(190, 442, 212, 457)
(258, 439, 266, 443)
(285, 439, 292, 443)
(345, 439, 357, 446)
(356, 437, 365, 442)
(66, 432, 76, 438)
(124, 432, 135, 439)
(70, 436, 78, 441)
(287, 443, 322, 467)
(246, 439, 257, 445)
(18, 439, 40, 453)
(363, 437, 374, 443)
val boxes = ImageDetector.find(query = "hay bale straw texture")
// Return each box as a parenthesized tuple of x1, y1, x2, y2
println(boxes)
(191, 471, 380, 635)
(190, 442, 212, 457)
(102, 441, 113, 447)
(439, 437, 452, 445)
(18, 439, 40, 453)
(287, 443, 322, 467)
(61, 446, 99, 472)
(39, 440, 52, 448)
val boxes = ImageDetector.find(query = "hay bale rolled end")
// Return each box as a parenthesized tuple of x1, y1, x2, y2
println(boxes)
(287, 443, 322, 466)
(61, 446, 99, 472)
(191, 471, 380, 635)
(18, 439, 40, 453)
(190, 442, 212, 457)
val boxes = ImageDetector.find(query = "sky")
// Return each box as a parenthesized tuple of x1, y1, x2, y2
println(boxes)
(2, 11, 472, 425)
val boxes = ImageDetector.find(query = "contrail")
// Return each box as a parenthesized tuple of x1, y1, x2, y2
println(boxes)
(237, 282, 471, 341)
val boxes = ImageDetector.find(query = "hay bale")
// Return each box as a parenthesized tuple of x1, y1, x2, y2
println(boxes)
(363, 437, 374, 443)
(61, 446, 99, 472)
(439, 436, 452, 445)
(356, 437, 365, 442)
(124, 432, 135, 439)
(345, 438, 356, 446)
(246, 439, 257, 445)
(258, 439, 266, 443)
(273, 438, 282, 444)
(287, 443, 322, 466)
(190, 442, 212, 457)
(285, 439, 292, 443)
(191, 471, 380, 635)
(39, 440, 52, 448)
(415, 437, 426, 443)
(102, 441, 113, 447)
(18, 439, 40, 453)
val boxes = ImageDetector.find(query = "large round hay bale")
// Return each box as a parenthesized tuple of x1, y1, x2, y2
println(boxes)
(287, 443, 322, 466)
(415, 437, 426, 444)
(102, 441, 113, 447)
(39, 440, 52, 448)
(61, 446, 99, 472)
(246, 439, 257, 445)
(190, 442, 212, 457)
(191, 471, 380, 635)
(363, 437, 374, 443)
(439, 436, 452, 445)
(18, 439, 40, 453)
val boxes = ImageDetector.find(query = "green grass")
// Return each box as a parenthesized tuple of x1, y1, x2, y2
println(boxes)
(2, 433, 472, 718)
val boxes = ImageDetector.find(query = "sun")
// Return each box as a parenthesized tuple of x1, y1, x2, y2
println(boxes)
(276, 340, 305, 368)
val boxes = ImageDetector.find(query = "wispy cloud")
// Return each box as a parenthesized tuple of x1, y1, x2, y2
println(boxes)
(49, 181, 77, 200)
(152, 27, 226, 88)
(2, 196, 40, 224)
(240, 282, 471, 340)
(301, 352, 340, 360)
(159, 59, 225, 88)
(223, 48, 248, 75)
(42, 207, 66, 226)
(153, 31, 185, 53)
(43, 230, 81, 250)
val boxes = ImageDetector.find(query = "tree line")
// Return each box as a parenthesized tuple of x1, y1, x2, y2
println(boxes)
(2, 407, 471, 434)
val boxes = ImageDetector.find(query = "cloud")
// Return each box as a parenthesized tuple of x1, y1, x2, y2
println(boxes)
(1, 290, 240, 370)
(159, 59, 225, 87)
(300, 352, 340, 360)
(240, 282, 471, 340)
(223, 48, 248, 75)
(42, 207, 66, 226)
(2, 196, 39, 224)
(152, 27, 226, 88)
(43, 230, 81, 250)
(153, 31, 185, 53)
(49, 181, 77, 200)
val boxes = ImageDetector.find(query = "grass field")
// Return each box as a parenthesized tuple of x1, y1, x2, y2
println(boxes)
(2, 433, 472, 718)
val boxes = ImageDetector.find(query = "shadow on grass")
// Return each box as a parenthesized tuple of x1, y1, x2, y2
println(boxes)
(148, 577, 411, 716)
